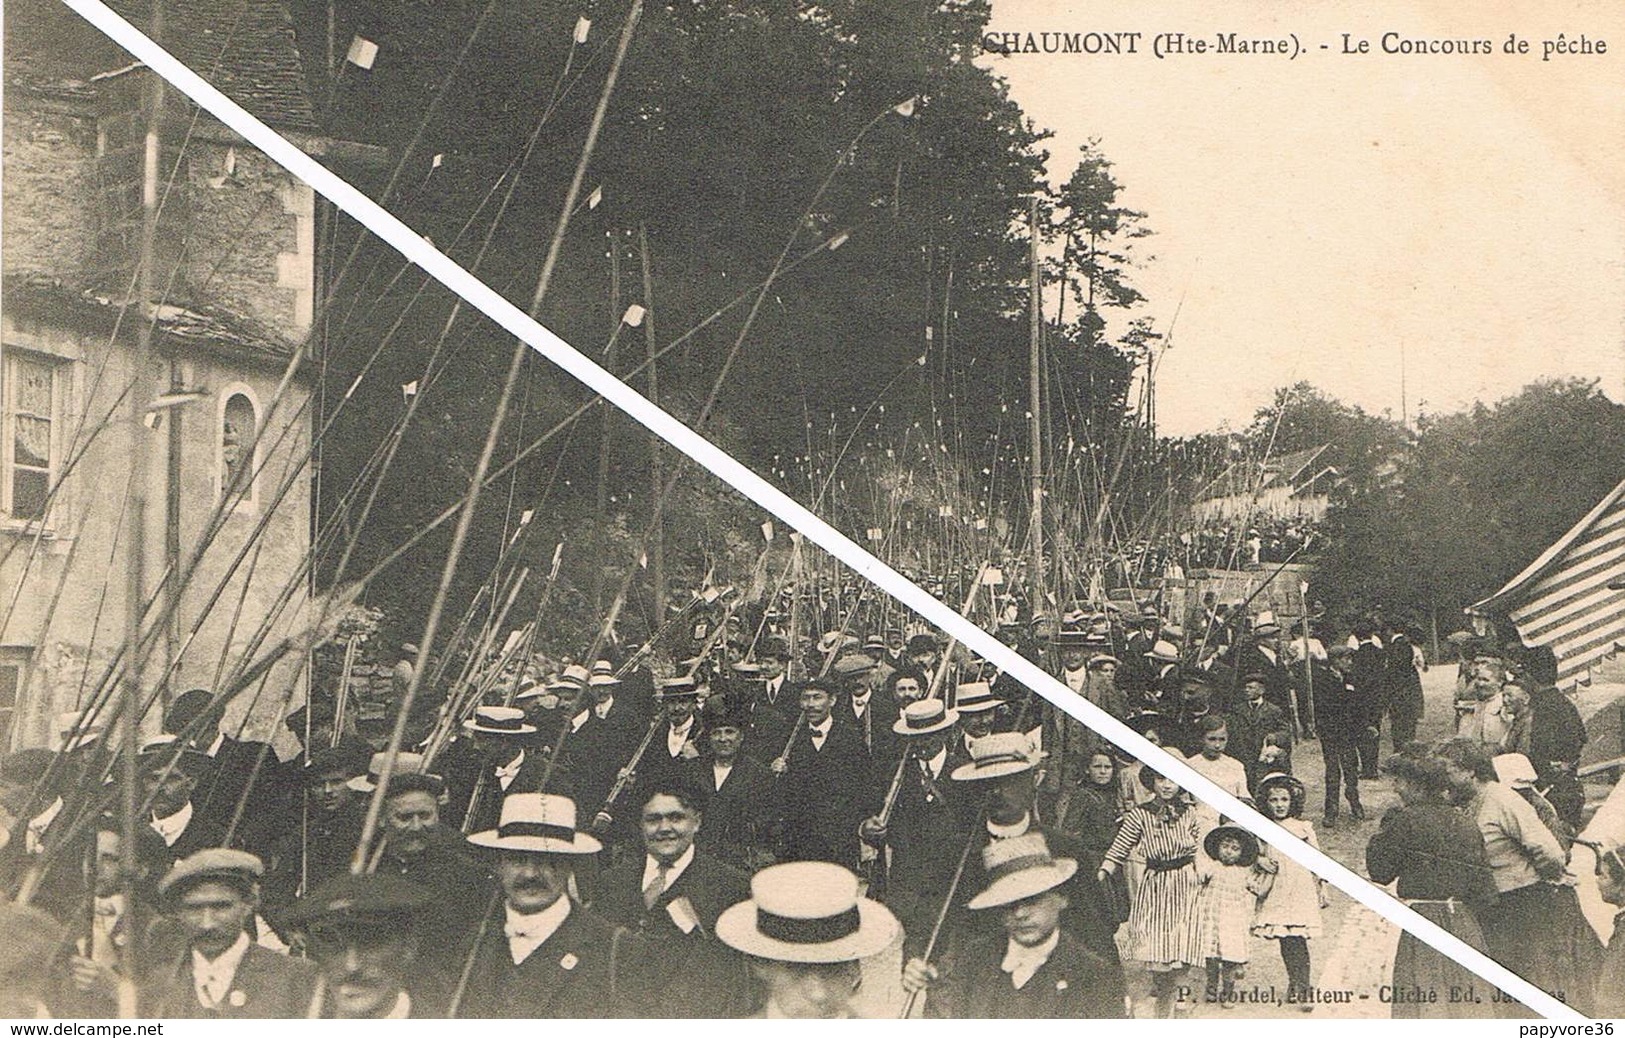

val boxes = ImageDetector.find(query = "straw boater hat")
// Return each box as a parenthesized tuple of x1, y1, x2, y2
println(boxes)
(461, 705, 537, 737)
(1492, 753, 1539, 789)
(549, 663, 593, 694)
(657, 675, 703, 700)
(588, 660, 621, 687)
(466, 793, 602, 855)
(1051, 628, 1091, 649)
(952, 682, 1003, 714)
(1087, 654, 1121, 671)
(891, 699, 958, 737)
(715, 861, 899, 963)
(1144, 639, 1181, 664)
(1203, 824, 1261, 866)
(965, 832, 1078, 910)
(1251, 612, 1282, 637)
(950, 731, 1042, 782)
(347, 751, 430, 793)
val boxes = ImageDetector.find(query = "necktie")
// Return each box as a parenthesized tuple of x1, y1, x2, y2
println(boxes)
(643, 863, 671, 910)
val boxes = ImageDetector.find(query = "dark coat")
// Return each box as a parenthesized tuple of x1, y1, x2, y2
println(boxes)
(453, 901, 622, 1018)
(147, 943, 319, 1019)
(1311, 661, 1366, 743)
(743, 678, 802, 764)
(776, 718, 875, 867)
(189, 735, 291, 857)
(589, 849, 752, 1017)
(374, 834, 496, 973)
(878, 753, 972, 954)
(692, 755, 778, 871)
(928, 928, 1126, 1018)
(1222, 698, 1294, 792)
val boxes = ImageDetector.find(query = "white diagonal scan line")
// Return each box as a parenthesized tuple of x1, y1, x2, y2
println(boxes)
(60, 0, 1582, 1019)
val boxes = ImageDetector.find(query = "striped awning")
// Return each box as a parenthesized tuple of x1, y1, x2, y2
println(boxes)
(1470, 476, 1625, 689)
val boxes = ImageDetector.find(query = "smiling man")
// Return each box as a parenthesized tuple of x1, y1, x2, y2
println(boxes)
(592, 784, 751, 1016)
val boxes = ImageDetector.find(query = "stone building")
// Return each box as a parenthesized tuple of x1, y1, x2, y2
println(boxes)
(0, 0, 380, 750)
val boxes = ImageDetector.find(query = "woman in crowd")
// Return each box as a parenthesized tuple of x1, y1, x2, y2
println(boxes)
(1364, 748, 1498, 1018)
(1061, 750, 1130, 932)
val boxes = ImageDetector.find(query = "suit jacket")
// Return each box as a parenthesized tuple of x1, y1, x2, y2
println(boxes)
(743, 678, 802, 763)
(374, 835, 496, 974)
(693, 755, 778, 870)
(838, 688, 900, 761)
(147, 942, 319, 1019)
(156, 807, 232, 867)
(928, 928, 1126, 1019)
(191, 735, 291, 857)
(1223, 699, 1294, 790)
(590, 849, 751, 1017)
(776, 719, 875, 867)
(879, 754, 971, 952)
(454, 900, 621, 1018)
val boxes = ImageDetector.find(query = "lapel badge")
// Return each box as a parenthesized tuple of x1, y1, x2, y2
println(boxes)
(1055, 980, 1068, 991)
(228, 990, 248, 1007)
(559, 952, 579, 971)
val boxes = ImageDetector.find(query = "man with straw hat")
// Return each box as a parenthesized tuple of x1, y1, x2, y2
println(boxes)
(715, 860, 900, 1018)
(456, 792, 619, 1017)
(949, 732, 1120, 964)
(859, 699, 965, 940)
(901, 831, 1125, 1017)
(440, 702, 543, 834)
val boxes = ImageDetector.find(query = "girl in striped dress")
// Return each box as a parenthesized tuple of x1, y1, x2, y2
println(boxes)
(1098, 768, 1204, 1018)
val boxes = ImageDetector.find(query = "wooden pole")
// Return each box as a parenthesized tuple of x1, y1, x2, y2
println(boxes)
(638, 226, 666, 627)
(1028, 197, 1045, 615)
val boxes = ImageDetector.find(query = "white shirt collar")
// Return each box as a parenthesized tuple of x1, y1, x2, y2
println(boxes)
(570, 710, 591, 734)
(712, 759, 735, 789)
(1001, 928, 1060, 989)
(494, 749, 526, 789)
(382, 991, 412, 1019)
(987, 813, 1032, 840)
(594, 697, 615, 720)
(205, 731, 226, 758)
(850, 691, 871, 711)
(808, 716, 833, 739)
(641, 844, 695, 893)
(26, 797, 64, 854)
(503, 896, 572, 965)
(191, 931, 251, 1008)
(151, 801, 194, 847)
(925, 746, 948, 780)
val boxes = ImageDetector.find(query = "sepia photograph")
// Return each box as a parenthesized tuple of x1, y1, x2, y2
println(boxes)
(1, 0, 1622, 1021)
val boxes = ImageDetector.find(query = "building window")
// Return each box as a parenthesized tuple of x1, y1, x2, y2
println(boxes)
(2, 349, 63, 524)
(219, 387, 259, 510)
(0, 649, 24, 752)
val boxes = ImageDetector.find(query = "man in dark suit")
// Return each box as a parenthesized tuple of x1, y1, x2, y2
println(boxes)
(284, 873, 449, 1017)
(163, 690, 289, 858)
(902, 831, 1126, 1018)
(567, 663, 647, 818)
(591, 784, 751, 1016)
(859, 699, 968, 950)
(1223, 674, 1295, 796)
(1313, 646, 1366, 825)
(633, 677, 708, 803)
(1228, 613, 1294, 721)
(744, 640, 800, 764)
(441, 705, 547, 836)
(832, 652, 899, 761)
(370, 772, 494, 976)
(693, 695, 777, 871)
(770, 677, 875, 868)
(145, 850, 318, 1018)
(455, 793, 621, 1018)
(139, 736, 230, 866)
(1348, 620, 1388, 776)
(261, 743, 370, 915)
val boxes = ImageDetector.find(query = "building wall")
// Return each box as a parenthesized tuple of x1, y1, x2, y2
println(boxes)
(2, 89, 317, 751)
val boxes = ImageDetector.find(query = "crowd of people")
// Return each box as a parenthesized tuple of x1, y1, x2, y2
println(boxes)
(0, 580, 1616, 1019)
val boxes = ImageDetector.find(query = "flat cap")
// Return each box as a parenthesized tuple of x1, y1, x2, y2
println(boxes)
(159, 848, 264, 898)
(284, 872, 435, 929)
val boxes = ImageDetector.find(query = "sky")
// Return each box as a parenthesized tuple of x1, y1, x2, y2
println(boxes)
(982, 0, 1625, 436)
